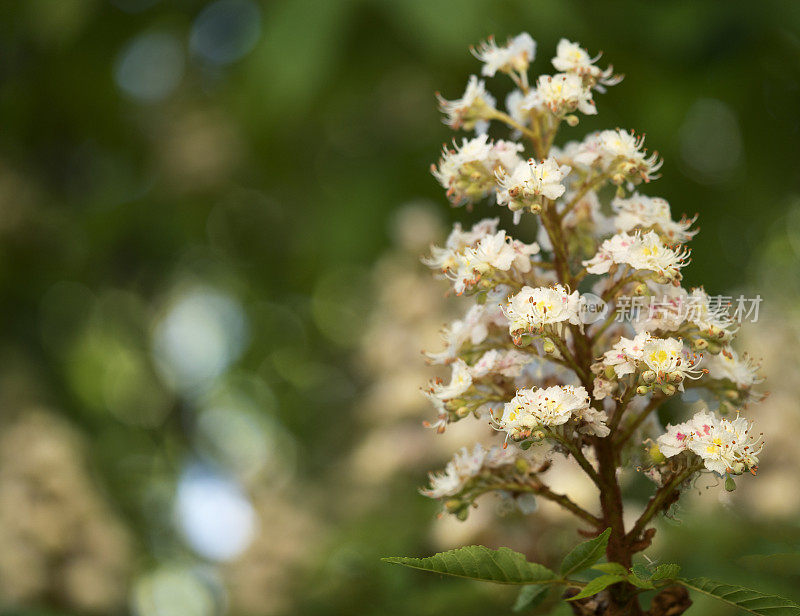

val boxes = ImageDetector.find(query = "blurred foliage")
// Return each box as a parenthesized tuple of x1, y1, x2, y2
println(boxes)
(0, 0, 798, 615)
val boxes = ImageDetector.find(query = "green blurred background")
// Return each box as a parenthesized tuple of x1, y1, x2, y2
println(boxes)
(1, 1, 800, 615)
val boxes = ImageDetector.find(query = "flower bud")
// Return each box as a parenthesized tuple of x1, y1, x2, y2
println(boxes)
(724, 389, 740, 401)
(633, 283, 648, 296)
(529, 203, 542, 214)
(543, 339, 556, 354)
(660, 383, 677, 396)
(636, 385, 650, 396)
(640, 370, 657, 384)
(708, 325, 725, 339)
(445, 499, 466, 513)
(666, 371, 683, 384)
(514, 458, 529, 474)
(515, 334, 534, 347)
(455, 406, 470, 419)
(565, 114, 579, 127)
(693, 338, 709, 351)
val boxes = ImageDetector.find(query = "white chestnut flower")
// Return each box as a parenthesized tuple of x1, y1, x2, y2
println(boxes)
(592, 377, 616, 401)
(640, 337, 703, 384)
(432, 135, 523, 206)
(496, 385, 609, 439)
(612, 193, 697, 244)
(496, 157, 572, 211)
(551, 38, 622, 89)
(657, 411, 763, 476)
(597, 331, 653, 378)
(472, 32, 536, 77)
(704, 347, 762, 389)
(536, 73, 596, 116)
(444, 217, 500, 251)
(424, 359, 473, 403)
(473, 230, 518, 271)
(685, 287, 737, 340)
(583, 230, 690, 281)
(576, 405, 611, 438)
(499, 385, 591, 432)
(420, 443, 524, 498)
(503, 284, 584, 335)
(470, 349, 532, 379)
(597, 129, 663, 184)
(437, 75, 497, 132)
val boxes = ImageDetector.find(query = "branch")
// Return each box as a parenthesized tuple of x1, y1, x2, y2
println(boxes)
(491, 480, 602, 527)
(626, 462, 704, 545)
(608, 376, 639, 434)
(547, 430, 602, 487)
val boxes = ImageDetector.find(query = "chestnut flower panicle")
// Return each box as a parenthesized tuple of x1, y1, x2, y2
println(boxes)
(405, 33, 767, 615)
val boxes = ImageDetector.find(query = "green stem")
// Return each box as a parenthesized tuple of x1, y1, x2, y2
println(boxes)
(489, 109, 540, 144)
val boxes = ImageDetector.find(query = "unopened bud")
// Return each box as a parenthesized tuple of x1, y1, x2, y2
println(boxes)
(641, 370, 657, 384)
(543, 339, 556, 354)
(660, 384, 677, 396)
(633, 283, 648, 296)
(455, 406, 470, 419)
(693, 338, 709, 351)
(636, 385, 650, 396)
(666, 371, 684, 384)
(708, 325, 725, 339)
(445, 499, 465, 513)
(529, 203, 542, 214)
(514, 458, 529, 474)
(531, 430, 545, 440)
(724, 476, 737, 492)
(565, 114, 579, 127)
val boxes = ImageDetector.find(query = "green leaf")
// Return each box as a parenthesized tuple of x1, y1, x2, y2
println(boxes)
(567, 575, 625, 601)
(592, 562, 629, 576)
(382, 546, 555, 585)
(651, 563, 680, 581)
(677, 578, 800, 615)
(513, 585, 550, 612)
(626, 572, 655, 590)
(631, 564, 651, 580)
(560, 529, 611, 577)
